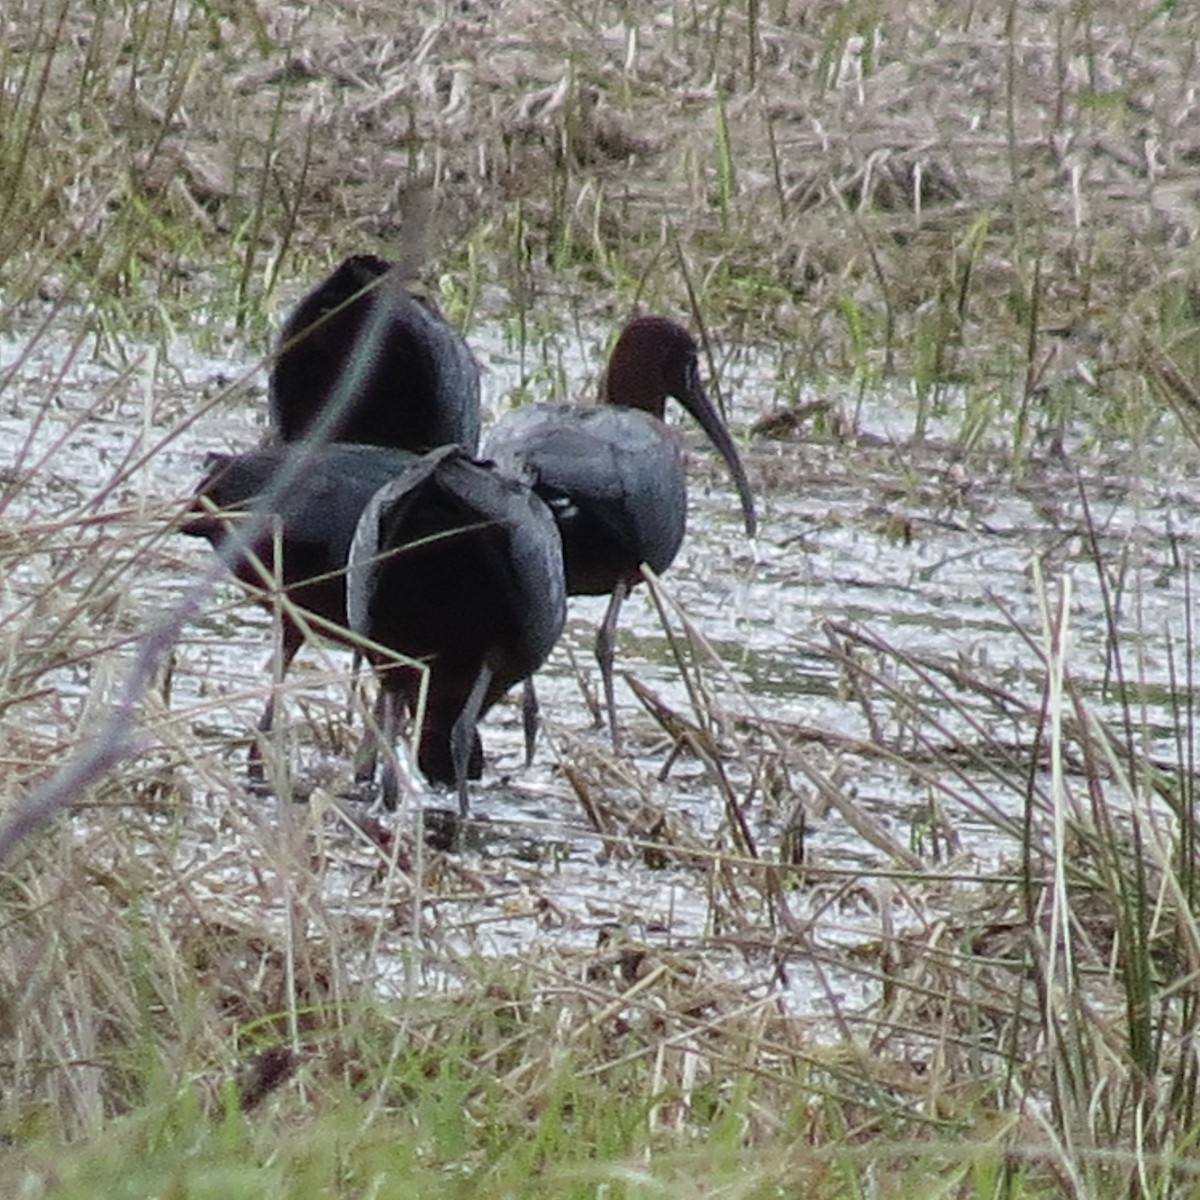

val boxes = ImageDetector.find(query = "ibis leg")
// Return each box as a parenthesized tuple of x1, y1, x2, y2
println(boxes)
(377, 688, 407, 812)
(594, 578, 630, 754)
(353, 684, 390, 787)
(521, 676, 540, 766)
(450, 661, 495, 818)
(249, 638, 301, 786)
(347, 649, 364, 722)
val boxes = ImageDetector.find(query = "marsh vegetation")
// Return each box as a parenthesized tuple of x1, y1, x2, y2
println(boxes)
(4, 1, 1200, 1196)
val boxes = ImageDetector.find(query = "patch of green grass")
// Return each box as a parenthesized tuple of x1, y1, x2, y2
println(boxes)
(2, 948, 1050, 1200)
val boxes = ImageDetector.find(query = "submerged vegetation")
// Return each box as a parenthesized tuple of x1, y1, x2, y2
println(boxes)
(3, 1, 1200, 1196)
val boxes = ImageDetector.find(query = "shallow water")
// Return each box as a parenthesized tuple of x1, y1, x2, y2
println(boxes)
(1, 315, 1195, 1020)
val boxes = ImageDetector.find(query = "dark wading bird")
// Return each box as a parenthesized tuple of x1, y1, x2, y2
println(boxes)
(181, 254, 481, 779)
(270, 254, 482, 453)
(484, 315, 757, 751)
(347, 445, 566, 814)
(181, 444, 418, 776)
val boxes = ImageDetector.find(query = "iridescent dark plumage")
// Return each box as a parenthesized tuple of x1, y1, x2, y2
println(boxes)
(485, 316, 756, 749)
(270, 255, 481, 454)
(182, 444, 418, 775)
(348, 446, 566, 813)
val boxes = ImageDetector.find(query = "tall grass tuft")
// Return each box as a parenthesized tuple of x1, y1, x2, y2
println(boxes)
(4, 0, 1200, 1196)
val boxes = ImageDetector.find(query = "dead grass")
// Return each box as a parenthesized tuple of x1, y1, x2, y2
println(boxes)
(3, 433, 1200, 1196)
(3, 1, 1200, 1197)
(3, 1, 1200, 418)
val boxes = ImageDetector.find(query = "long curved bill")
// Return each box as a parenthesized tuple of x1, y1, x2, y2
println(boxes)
(677, 358, 757, 537)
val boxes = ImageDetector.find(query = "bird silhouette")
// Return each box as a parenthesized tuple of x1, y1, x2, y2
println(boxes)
(270, 254, 481, 453)
(182, 443, 417, 778)
(485, 316, 756, 750)
(348, 445, 566, 813)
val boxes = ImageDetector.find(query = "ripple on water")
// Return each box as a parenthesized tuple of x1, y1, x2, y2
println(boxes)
(1, 320, 1196, 1024)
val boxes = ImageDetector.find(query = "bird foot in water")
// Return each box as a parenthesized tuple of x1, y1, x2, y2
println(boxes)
(336, 778, 382, 807)
(244, 773, 311, 804)
(420, 806, 462, 852)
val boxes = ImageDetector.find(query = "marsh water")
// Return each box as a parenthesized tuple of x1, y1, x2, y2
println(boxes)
(2, 318, 1195, 1020)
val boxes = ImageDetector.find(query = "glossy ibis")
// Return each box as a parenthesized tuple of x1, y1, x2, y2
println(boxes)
(182, 443, 417, 775)
(484, 315, 756, 750)
(347, 445, 566, 814)
(270, 254, 482, 453)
